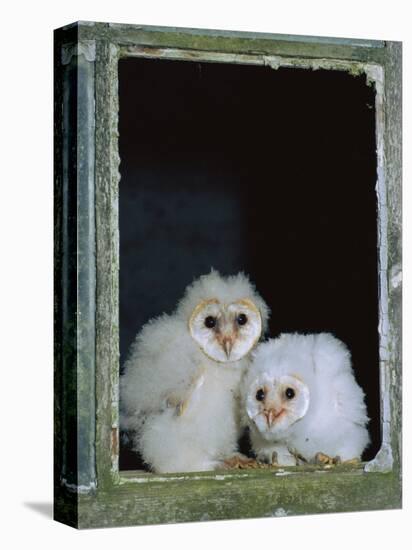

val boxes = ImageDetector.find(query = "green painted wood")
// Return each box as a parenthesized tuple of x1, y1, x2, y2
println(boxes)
(54, 24, 97, 526)
(385, 42, 402, 471)
(54, 25, 65, 519)
(74, 22, 387, 64)
(75, 468, 400, 529)
(66, 21, 386, 48)
(94, 38, 121, 490)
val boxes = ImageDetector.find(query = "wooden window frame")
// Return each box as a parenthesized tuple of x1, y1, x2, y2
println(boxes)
(54, 21, 402, 529)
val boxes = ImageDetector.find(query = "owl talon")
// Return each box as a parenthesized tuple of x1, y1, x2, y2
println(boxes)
(223, 455, 258, 469)
(341, 457, 361, 466)
(314, 452, 340, 466)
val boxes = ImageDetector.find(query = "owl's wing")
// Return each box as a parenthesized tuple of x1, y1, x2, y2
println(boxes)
(311, 334, 368, 427)
(311, 333, 353, 377)
(331, 371, 369, 426)
(120, 314, 200, 431)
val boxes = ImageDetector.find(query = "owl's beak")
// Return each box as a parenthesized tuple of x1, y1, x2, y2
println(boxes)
(265, 408, 284, 427)
(222, 337, 234, 359)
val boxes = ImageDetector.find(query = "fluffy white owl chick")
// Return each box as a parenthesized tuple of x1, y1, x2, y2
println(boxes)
(120, 270, 270, 473)
(243, 333, 370, 466)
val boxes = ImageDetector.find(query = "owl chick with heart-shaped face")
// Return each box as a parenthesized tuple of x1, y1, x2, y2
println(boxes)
(120, 270, 269, 473)
(243, 333, 370, 466)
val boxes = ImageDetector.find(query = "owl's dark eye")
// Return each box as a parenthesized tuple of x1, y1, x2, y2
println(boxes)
(256, 388, 265, 401)
(237, 313, 248, 326)
(204, 316, 216, 329)
(285, 387, 295, 400)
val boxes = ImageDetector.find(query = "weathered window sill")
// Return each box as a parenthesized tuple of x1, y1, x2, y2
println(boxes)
(55, 465, 401, 529)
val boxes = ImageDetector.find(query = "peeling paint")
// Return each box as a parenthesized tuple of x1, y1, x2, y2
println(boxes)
(263, 55, 367, 76)
(364, 62, 394, 474)
(61, 40, 96, 65)
(61, 478, 97, 494)
(390, 264, 402, 290)
(123, 45, 264, 66)
(364, 442, 393, 473)
(119, 472, 254, 484)
(122, 46, 384, 80)
(273, 507, 289, 517)
(117, 462, 364, 486)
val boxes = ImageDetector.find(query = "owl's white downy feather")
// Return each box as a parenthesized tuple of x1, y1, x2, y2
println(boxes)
(242, 333, 370, 465)
(120, 270, 269, 473)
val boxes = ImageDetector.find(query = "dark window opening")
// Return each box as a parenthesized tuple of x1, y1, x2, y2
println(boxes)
(118, 56, 380, 471)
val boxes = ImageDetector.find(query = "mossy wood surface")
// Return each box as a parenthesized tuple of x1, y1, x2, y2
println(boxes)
(54, 21, 402, 529)
(57, 467, 400, 529)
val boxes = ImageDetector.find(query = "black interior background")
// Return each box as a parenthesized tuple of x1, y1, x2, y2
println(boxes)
(118, 57, 380, 469)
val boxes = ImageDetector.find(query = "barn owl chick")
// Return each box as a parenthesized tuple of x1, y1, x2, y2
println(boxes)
(120, 270, 269, 473)
(243, 333, 370, 466)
